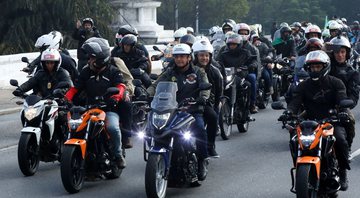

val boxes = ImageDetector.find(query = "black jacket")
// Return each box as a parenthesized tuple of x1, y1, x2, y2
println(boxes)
(288, 75, 348, 120)
(74, 64, 124, 105)
(72, 27, 101, 60)
(273, 38, 297, 58)
(19, 67, 72, 98)
(330, 61, 360, 109)
(116, 47, 149, 72)
(28, 52, 79, 83)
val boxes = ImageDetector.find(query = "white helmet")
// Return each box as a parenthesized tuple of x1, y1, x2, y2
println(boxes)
(304, 25, 322, 39)
(40, 48, 62, 71)
(172, 43, 192, 55)
(174, 28, 187, 39)
(209, 26, 221, 36)
(235, 23, 251, 40)
(327, 20, 341, 30)
(35, 32, 62, 51)
(192, 40, 214, 54)
(186, 27, 194, 34)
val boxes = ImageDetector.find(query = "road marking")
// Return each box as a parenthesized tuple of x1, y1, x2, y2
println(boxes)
(0, 145, 17, 152)
(350, 148, 360, 160)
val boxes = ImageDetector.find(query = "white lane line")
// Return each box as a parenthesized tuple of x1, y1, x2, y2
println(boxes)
(350, 148, 360, 160)
(0, 145, 17, 152)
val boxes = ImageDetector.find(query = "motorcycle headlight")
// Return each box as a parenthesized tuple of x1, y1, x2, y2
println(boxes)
(299, 133, 316, 148)
(152, 112, 170, 129)
(69, 118, 83, 131)
(183, 131, 192, 141)
(24, 106, 40, 121)
(226, 75, 233, 83)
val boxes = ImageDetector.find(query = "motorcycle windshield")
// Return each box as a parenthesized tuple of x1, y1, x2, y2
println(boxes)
(151, 82, 178, 112)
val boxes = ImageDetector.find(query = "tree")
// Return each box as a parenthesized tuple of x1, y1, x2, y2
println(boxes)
(0, 0, 115, 55)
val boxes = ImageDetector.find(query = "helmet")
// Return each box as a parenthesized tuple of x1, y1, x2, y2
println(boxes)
(304, 50, 330, 80)
(280, 26, 292, 39)
(192, 39, 214, 54)
(121, 34, 137, 46)
(40, 48, 62, 71)
(304, 25, 322, 39)
(34, 33, 62, 51)
(280, 22, 289, 28)
(250, 32, 260, 43)
(224, 31, 235, 42)
(235, 23, 251, 40)
(82, 18, 94, 26)
(172, 43, 192, 55)
(186, 27, 194, 34)
(341, 17, 347, 24)
(305, 38, 324, 51)
(226, 33, 242, 45)
(353, 20, 359, 26)
(329, 36, 351, 59)
(81, 37, 111, 67)
(179, 34, 196, 46)
(117, 24, 138, 36)
(328, 20, 341, 30)
(291, 22, 302, 28)
(195, 35, 210, 43)
(209, 26, 221, 36)
(222, 19, 236, 33)
(174, 28, 187, 39)
(48, 31, 63, 47)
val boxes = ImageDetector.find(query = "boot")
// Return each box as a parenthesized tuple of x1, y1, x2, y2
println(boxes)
(250, 105, 259, 114)
(122, 137, 133, 149)
(198, 158, 209, 181)
(208, 146, 220, 158)
(115, 155, 126, 169)
(339, 168, 348, 191)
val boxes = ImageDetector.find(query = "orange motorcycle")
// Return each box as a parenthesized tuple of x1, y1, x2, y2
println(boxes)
(272, 99, 353, 198)
(60, 87, 123, 193)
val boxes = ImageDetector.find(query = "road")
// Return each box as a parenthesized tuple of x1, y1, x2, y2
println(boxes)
(0, 104, 359, 198)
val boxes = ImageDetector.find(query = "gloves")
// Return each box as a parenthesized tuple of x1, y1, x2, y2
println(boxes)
(278, 110, 293, 121)
(338, 112, 350, 123)
(196, 97, 207, 105)
(12, 88, 23, 97)
(110, 84, 127, 102)
(130, 68, 145, 76)
(64, 87, 78, 103)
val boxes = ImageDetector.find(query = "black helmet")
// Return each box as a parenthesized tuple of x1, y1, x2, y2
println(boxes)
(117, 25, 138, 36)
(121, 34, 138, 46)
(179, 34, 196, 46)
(82, 18, 94, 26)
(304, 50, 330, 81)
(81, 37, 110, 67)
(280, 26, 292, 39)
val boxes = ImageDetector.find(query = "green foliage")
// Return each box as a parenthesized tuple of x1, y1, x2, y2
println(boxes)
(0, 0, 115, 55)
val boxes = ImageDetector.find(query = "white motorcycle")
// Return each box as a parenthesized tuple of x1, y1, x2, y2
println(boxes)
(10, 79, 68, 176)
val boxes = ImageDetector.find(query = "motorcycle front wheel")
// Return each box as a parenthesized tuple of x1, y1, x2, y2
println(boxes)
(296, 164, 318, 198)
(61, 145, 84, 193)
(18, 133, 39, 176)
(219, 98, 232, 140)
(145, 153, 168, 198)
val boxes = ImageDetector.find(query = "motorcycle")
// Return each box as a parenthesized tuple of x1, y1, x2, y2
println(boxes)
(60, 87, 123, 193)
(140, 81, 211, 198)
(219, 67, 254, 140)
(151, 45, 174, 71)
(10, 79, 69, 176)
(272, 99, 353, 198)
(271, 57, 294, 101)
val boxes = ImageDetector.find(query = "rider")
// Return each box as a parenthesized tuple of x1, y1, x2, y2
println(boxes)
(13, 48, 72, 98)
(221, 19, 236, 34)
(64, 38, 127, 169)
(192, 39, 223, 158)
(324, 20, 342, 42)
(296, 24, 322, 53)
(111, 25, 152, 74)
(147, 43, 210, 181)
(217, 33, 258, 113)
(272, 25, 297, 62)
(286, 50, 351, 191)
(72, 17, 102, 72)
(117, 34, 151, 88)
(23, 31, 79, 83)
(327, 36, 360, 158)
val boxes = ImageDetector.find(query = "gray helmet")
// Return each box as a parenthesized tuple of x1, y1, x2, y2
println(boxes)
(82, 18, 94, 26)
(179, 34, 196, 46)
(81, 37, 110, 67)
(117, 24, 138, 36)
(121, 34, 138, 46)
(330, 36, 351, 59)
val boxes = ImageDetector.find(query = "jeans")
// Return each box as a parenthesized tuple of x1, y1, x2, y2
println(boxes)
(191, 113, 208, 160)
(261, 67, 273, 93)
(105, 112, 122, 158)
(246, 73, 257, 105)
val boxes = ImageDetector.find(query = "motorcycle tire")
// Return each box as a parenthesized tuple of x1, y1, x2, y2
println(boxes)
(296, 164, 318, 198)
(272, 79, 281, 102)
(61, 145, 84, 193)
(145, 153, 168, 198)
(18, 133, 40, 176)
(219, 98, 231, 140)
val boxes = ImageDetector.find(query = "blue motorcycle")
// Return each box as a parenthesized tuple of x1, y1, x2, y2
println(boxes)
(140, 82, 210, 198)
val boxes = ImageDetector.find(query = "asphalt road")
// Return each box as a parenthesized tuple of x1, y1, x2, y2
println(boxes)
(0, 104, 359, 198)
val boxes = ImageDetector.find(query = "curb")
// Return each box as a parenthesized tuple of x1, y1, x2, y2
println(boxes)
(0, 107, 21, 116)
